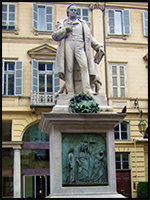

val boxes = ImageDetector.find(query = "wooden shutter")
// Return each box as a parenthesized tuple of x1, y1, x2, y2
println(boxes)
(8, 4, 16, 29)
(46, 6, 53, 31)
(2, 4, 8, 27)
(2, 59, 5, 94)
(110, 64, 127, 98)
(123, 10, 131, 35)
(32, 2, 38, 30)
(32, 60, 38, 92)
(54, 74, 60, 92)
(119, 65, 126, 97)
(108, 9, 115, 34)
(143, 11, 148, 36)
(15, 61, 23, 95)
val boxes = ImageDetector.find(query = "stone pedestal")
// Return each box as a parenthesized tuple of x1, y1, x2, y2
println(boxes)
(39, 95, 126, 198)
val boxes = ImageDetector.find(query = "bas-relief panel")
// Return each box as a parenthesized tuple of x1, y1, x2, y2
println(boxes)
(62, 133, 108, 186)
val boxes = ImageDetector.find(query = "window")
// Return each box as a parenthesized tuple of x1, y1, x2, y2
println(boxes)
(110, 64, 127, 98)
(116, 152, 130, 170)
(114, 121, 129, 140)
(77, 8, 89, 21)
(107, 9, 130, 35)
(2, 121, 12, 141)
(23, 122, 49, 142)
(32, 60, 60, 93)
(143, 11, 148, 36)
(2, 149, 14, 198)
(33, 3, 53, 31)
(2, 3, 16, 30)
(2, 60, 23, 96)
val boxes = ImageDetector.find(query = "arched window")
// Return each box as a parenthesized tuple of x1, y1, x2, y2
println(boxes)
(22, 122, 49, 142)
(21, 122, 50, 198)
(114, 121, 129, 140)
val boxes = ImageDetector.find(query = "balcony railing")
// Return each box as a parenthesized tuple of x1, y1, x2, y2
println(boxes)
(30, 92, 56, 107)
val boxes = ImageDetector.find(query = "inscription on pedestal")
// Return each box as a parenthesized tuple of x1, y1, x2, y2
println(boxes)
(62, 133, 108, 186)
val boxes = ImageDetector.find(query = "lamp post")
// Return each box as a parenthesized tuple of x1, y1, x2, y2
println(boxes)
(134, 99, 147, 136)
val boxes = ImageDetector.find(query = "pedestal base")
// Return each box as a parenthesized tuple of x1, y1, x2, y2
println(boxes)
(46, 193, 126, 198)
(39, 94, 126, 199)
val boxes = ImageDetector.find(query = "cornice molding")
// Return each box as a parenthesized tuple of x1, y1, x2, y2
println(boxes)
(89, 3, 104, 11)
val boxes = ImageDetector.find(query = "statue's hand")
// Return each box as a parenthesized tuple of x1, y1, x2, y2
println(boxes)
(98, 46, 105, 55)
(66, 26, 72, 33)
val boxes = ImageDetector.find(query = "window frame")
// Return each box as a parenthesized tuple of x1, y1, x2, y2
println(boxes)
(143, 11, 148, 36)
(114, 121, 130, 141)
(107, 9, 131, 35)
(109, 63, 127, 98)
(32, 2, 53, 32)
(115, 152, 130, 170)
(2, 3, 16, 30)
(31, 59, 60, 93)
(77, 7, 89, 21)
(2, 59, 23, 96)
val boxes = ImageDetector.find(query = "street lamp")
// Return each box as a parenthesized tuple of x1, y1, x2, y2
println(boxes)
(138, 120, 147, 135)
(134, 98, 148, 136)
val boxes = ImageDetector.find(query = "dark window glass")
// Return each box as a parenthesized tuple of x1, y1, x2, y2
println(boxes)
(47, 63, 53, 71)
(39, 63, 45, 71)
(21, 149, 49, 169)
(22, 123, 49, 142)
(2, 121, 11, 141)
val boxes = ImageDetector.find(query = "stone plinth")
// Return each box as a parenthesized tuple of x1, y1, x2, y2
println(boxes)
(52, 94, 113, 113)
(39, 110, 126, 198)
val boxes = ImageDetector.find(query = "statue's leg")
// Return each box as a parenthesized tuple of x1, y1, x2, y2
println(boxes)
(65, 41, 74, 93)
(75, 42, 96, 94)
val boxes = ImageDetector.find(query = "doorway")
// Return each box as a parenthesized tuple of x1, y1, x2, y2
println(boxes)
(116, 170, 131, 198)
(23, 175, 50, 198)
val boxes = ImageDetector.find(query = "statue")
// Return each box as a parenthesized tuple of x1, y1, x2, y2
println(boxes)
(68, 148, 75, 183)
(91, 149, 105, 182)
(52, 4, 105, 95)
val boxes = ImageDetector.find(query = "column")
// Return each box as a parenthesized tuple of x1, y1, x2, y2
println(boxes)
(13, 148, 21, 198)
(89, 3, 106, 96)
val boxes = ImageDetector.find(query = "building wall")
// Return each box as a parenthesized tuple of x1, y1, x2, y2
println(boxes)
(2, 2, 148, 198)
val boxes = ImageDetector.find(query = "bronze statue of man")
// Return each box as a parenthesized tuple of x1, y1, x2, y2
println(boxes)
(52, 4, 104, 95)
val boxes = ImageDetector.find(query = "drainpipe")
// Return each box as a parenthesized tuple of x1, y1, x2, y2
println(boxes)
(133, 139, 138, 188)
(103, 2, 108, 104)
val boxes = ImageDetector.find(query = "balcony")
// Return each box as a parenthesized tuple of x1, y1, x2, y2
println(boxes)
(30, 92, 56, 108)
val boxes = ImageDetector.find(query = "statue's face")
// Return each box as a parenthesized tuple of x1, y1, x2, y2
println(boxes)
(68, 5, 78, 19)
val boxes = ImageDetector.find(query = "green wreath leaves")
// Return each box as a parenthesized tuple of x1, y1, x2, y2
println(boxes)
(69, 92, 100, 113)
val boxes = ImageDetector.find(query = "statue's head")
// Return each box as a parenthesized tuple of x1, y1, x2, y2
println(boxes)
(66, 3, 78, 18)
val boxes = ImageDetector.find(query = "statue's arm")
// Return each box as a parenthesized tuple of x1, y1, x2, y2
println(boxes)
(91, 36, 104, 53)
(52, 20, 72, 41)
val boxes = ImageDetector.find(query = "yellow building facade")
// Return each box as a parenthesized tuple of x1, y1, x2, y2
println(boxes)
(2, 2, 148, 198)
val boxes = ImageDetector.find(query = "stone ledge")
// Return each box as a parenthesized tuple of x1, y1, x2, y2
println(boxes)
(46, 193, 126, 198)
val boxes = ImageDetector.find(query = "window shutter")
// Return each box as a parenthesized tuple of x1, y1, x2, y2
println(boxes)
(8, 4, 16, 28)
(108, 9, 115, 34)
(2, 59, 5, 94)
(54, 74, 60, 93)
(46, 6, 53, 31)
(32, 2, 38, 30)
(123, 10, 131, 35)
(2, 4, 8, 27)
(32, 59, 38, 92)
(143, 11, 148, 36)
(15, 61, 23, 96)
